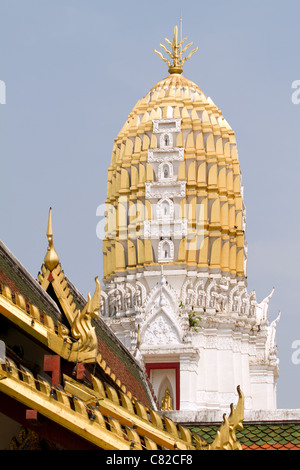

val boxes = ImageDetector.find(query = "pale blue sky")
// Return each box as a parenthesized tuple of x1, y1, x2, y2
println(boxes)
(0, 0, 300, 409)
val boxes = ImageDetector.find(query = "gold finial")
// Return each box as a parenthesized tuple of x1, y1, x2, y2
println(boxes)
(44, 207, 60, 271)
(154, 25, 198, 74)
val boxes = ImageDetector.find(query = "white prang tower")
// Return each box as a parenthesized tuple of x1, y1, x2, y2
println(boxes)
(100, 26, 280, 412)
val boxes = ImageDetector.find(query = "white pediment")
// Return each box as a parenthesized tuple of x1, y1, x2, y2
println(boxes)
(142, 311, 181, 346)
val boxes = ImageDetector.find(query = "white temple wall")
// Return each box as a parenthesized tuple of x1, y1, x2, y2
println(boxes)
(250, 368, 277, 410)
(179, 354, 198, 410)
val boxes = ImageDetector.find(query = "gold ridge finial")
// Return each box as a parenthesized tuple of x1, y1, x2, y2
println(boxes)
(44, 207, 60, 271)
(154, 25, 198, 74)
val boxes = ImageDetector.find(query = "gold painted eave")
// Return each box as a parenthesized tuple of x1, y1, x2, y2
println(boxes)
(0, 356, 244, 450)
(0, 293, 90, 363)
(0, 295, 49, 346)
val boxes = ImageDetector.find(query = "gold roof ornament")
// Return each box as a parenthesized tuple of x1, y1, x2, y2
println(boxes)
(39, 209, 101, 363)
(161, 388, 173, 411)
(44, 208, 59, 271)
(154, 25, 198, 74)
(209, 386, 244, 450)
(71, 276, 101, 353)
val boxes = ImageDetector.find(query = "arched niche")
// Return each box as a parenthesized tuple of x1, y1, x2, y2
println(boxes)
(160, 132, 173, 148)
(158, 238, 174, 262)
(157, 198, 174, 220)
(145, 362, 180, 410)
(158, 161, 173, 181)
(158, 377, 175, 410)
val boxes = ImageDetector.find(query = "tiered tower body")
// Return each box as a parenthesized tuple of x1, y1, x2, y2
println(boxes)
(100, 30, 279, 412)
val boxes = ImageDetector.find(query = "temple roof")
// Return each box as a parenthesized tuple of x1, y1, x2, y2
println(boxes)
(104, 31, 246, 281)
(0, 213, 245, 450)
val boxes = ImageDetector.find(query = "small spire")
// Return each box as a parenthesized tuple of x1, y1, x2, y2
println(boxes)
(154, 25, 198, 74)
(44, 207, 59, 271)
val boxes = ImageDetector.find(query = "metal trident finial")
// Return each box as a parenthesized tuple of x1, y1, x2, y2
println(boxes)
(154, 25, 198, 74)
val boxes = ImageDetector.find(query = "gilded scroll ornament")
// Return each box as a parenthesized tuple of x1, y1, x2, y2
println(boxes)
(71, 276, 101, 353)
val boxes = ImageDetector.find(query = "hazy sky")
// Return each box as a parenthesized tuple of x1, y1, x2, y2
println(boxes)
(0, 0, 300, 409)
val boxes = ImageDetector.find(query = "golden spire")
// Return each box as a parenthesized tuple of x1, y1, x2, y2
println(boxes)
(154, 25, 198, 74)
(44, 207, 60, 271)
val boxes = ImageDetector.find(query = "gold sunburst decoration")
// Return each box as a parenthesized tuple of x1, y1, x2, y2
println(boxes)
(154, 25, 198, 74)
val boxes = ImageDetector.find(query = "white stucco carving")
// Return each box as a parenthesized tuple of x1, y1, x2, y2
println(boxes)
(101, 114, 280, 412)
(145, 181, 186, 199)
(152, 118, 181, 134)
(143, 313, 181, 345)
